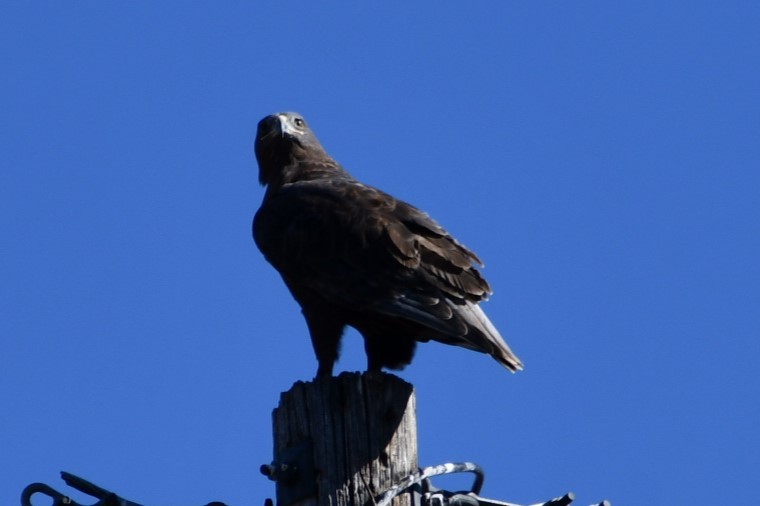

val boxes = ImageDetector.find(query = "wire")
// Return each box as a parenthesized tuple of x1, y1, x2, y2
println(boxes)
(375, 462, 485, 506)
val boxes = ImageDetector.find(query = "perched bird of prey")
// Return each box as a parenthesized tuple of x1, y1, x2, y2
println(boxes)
(253, 112, 522, 377)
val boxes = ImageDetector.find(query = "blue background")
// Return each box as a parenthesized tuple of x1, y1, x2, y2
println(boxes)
(2, 2, 759, 505)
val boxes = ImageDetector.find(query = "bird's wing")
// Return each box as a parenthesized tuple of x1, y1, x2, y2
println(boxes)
(254, 177, 521, 370)
(255, 177, 487, 301)
(374, 197, 520, 364)
(385, 198, 492, 300)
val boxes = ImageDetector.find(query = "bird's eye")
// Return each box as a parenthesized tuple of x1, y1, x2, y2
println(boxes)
(294, 117, 305, 128)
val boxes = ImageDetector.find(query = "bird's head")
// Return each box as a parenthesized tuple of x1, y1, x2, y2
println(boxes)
(255, 112, 329, 186)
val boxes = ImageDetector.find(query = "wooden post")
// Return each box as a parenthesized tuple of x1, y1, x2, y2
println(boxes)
(268, 372, 418, 506)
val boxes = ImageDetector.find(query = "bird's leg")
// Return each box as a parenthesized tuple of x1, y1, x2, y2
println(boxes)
(303, 309, 344, 378)
(363, 334, 387, 373)
(364, 333, 417, 372)
(366, 354, 383, 374)
(316, 363, 333, 378)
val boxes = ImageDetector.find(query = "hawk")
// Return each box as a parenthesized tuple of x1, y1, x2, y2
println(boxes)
(253, 112, 522, 377)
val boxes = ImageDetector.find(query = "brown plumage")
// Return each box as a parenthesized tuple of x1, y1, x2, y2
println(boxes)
(253, 112, 523, 377)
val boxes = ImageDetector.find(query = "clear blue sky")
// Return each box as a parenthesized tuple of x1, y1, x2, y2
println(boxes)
(2, 2, 759, 505)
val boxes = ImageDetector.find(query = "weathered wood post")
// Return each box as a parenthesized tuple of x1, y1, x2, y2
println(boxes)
(265, 372, 418, 506)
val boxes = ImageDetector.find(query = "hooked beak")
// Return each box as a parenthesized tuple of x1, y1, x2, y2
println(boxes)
(276, 113, 301, 138)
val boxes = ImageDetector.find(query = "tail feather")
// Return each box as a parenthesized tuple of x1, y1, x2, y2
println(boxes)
(456, 302, 523, 372)
(372, 294, 523, 372)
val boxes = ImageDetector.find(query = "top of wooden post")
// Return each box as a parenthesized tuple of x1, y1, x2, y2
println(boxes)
(270, 372, 419, 506)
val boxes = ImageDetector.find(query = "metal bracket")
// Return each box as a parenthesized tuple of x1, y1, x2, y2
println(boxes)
(20, 472, 227, 506)
(375, 462, 609, 506)
(22, 472, 144, 506)
(260, 439, 317, 505)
